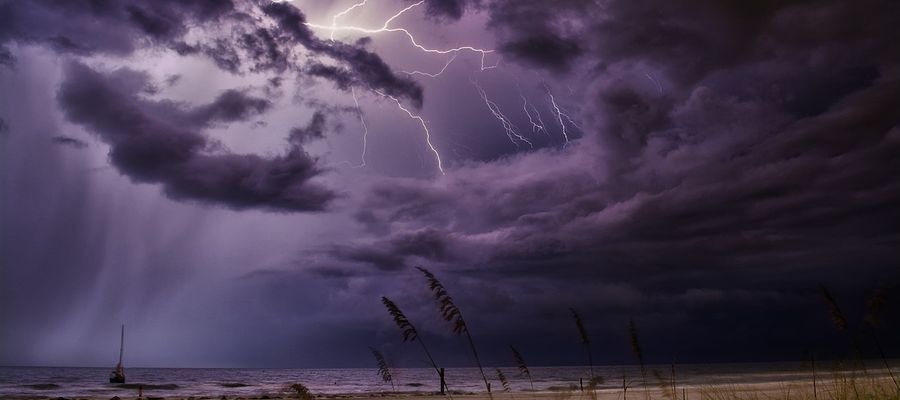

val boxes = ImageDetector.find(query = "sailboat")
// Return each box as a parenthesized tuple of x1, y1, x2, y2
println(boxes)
(109, 325, 126, 384)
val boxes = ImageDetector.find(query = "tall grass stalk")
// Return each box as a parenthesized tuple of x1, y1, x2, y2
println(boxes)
(381, 296, 449, 396)
(369, 347, 395, 392)
(497, 368, 513, 396)
(629, 318, 649, 396)
(417, 267, 492, 397)
(286, 383, 313, 400)
(652, 369, 675, 399)
(510, 345, 535, 392)
(863, 287, 900, 394)
(819, 286, 862, 400)
(569, 308, 594, 380)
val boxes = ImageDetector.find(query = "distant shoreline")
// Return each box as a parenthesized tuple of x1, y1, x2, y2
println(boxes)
(2, 359, 898, 370)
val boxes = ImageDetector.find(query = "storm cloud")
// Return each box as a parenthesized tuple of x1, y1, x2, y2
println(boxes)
(318, 0, 900, 360)
(57, 61, 333, 211)
(0, 0, 424, 105)
(2, 0, 899, 368)
(0, 0, 430, 211)
(0, 0, 235, 56)
(50, 135, 89, 149)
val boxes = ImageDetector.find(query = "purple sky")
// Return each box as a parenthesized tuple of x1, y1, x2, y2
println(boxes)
(1, 0, 899, 368)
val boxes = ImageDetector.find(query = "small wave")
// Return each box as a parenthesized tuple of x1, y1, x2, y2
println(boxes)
(546, 384, 579, 392)
(116, 383, 179, 390)
(23, 383, 61, 390)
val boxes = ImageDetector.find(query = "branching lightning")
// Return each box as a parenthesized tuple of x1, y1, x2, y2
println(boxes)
(473, 81, 533, 149)
(307, 0, 513, 174)
(373, 90, 445, 175)
(329, 0, 369, 41)
(403, 52, 459, 78)
(306, 1, 498, 71)
(545, 85, 582, 146)
(350, 87, 368, 168)
(521, 93, 547, 136)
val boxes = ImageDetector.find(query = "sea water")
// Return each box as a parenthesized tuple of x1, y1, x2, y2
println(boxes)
(0, 362, 896, 398)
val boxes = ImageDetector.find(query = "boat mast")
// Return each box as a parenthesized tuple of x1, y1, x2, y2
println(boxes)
(117, 324, 124, 369)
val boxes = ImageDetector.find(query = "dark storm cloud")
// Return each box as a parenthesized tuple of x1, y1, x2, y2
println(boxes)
(289, 112, 327, 144)
(189, 89, 273, 126)
(486, 0, 591, 73)
(1, 0, 424, 107)
(57, 61, 333, 211)
(0, 0, 431, 214)
(262, 1, 424, 107)
(314, 42, 424, 108)
(410, 0, 482, 21)
(259, 1, 318, 48)
(309, 0, 900, 361)
(306, 63, 355, 90)
(0, 45, 12, 67)
(331, 227, 457, 270)
(498, 34, 583, 73)
(0, 0, 235, 56)
(50, 135, 89, 149)
(239, 28, 290, 73)
(357, 0, 900, 274)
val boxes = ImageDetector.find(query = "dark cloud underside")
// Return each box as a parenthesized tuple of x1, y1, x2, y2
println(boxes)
(319, 0, 900, 360)
(57, 62, 333, 211)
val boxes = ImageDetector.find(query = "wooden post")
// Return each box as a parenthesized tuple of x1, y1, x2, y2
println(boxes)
(671, 363, 676, 400)
(440, 368, 446, 395)
(580, 378, 584, 392)
(811, 354, 817, 400)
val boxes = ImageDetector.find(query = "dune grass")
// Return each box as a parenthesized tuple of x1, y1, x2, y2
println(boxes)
(370, 268, 896, 400)
(511, 345, 535, 392)
(370, 346, 395, 392)
(381, 296, 449, 395)
(417, 266, 492, 397)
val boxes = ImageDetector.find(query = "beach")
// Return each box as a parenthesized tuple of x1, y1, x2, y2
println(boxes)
(1, 365, 898, 400)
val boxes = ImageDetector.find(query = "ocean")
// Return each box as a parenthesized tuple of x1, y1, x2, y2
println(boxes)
(0, 362, 895, 399)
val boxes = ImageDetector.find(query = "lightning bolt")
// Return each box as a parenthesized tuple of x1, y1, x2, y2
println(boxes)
(402, 52, 459, 78)
(559, 107, 582, 130)
(473, 81, 533, 149)
(644, 72, 663, 94)
(350, 87, 368, 168)
(545, 85, 582, 146)
(373, 90, 445, 175)
(307, 0, 508, 175)
(329, 0, 369, 41)
(306, 1, 498, 71)
(520, 93, 547, 136)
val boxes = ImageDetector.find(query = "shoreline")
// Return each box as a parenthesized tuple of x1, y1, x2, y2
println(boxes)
(3, 377, 899, 400)
(3, 364, 899, 400)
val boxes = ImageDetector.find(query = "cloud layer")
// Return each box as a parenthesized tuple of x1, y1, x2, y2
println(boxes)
(2, 0, 899, 367)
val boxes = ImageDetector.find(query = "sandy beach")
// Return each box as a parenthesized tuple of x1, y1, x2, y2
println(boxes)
(3, 376, 899, 400)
